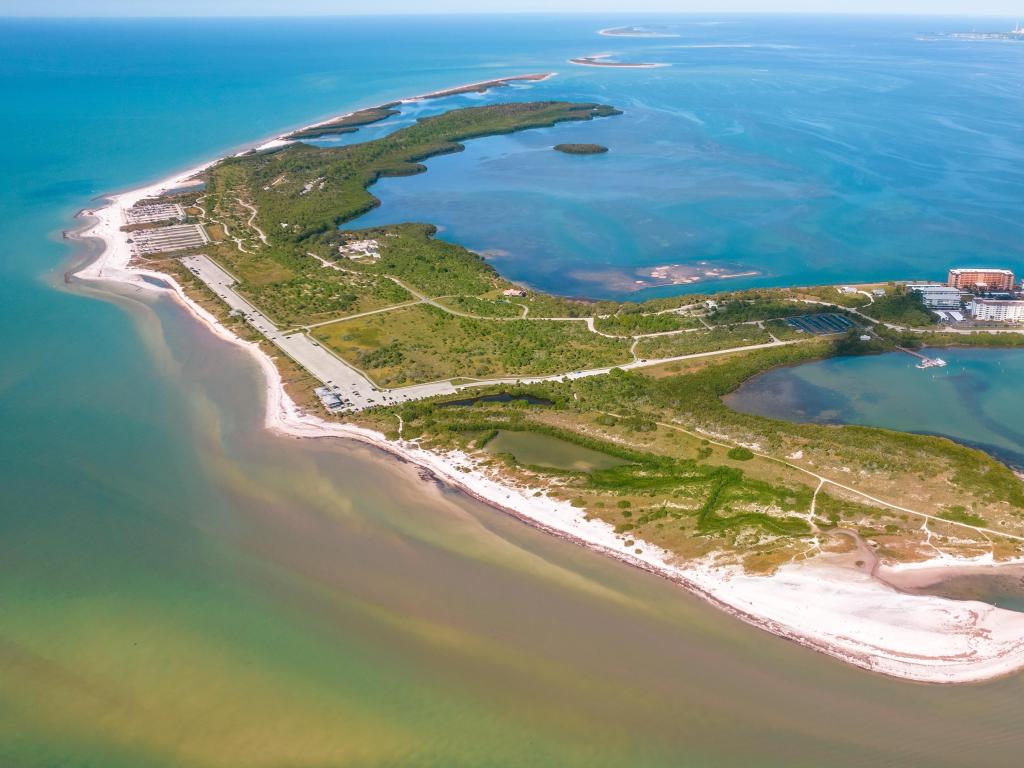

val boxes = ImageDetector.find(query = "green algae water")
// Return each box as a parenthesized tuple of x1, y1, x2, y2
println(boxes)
(4, 16, 1024, 767)
(485, 430, 630, 472)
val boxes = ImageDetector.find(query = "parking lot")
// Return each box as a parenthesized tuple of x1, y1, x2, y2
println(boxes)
(180, 254, 455, 412)
(130, 224, 209, 256)
(125, 203, 185, 225)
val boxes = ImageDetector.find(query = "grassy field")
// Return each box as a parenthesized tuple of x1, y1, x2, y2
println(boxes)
(312, 304, 632, 386)
(634, 326, 774, 359)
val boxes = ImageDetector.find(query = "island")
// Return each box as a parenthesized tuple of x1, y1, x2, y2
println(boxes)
(76, 78, 1024, 685)
(943, 23, 1024, 41)
(569, 54, 670, 68)
(553, 143, 608, 154)
(599, 25, 680, 38)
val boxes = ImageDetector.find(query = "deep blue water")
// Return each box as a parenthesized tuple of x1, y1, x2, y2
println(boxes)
(348, 16, 1024, 298)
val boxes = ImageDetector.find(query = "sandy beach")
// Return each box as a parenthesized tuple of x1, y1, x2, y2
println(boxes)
(71, 75, 1024, 686)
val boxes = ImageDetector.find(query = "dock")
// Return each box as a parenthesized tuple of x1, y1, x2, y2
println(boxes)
(896, 346, 947, 369)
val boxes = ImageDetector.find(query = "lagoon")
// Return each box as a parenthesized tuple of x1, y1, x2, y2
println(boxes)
(725, 348, 1024, 468)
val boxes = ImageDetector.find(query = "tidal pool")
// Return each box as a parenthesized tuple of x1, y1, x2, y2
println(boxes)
(887, 570, 1024, 614)
(485, 430, 630, 472)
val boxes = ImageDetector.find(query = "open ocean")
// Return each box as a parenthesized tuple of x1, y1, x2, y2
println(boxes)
(3, 15, 1024, 767)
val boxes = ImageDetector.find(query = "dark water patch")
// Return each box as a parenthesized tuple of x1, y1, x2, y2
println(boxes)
(893, 572, 1024, 613)
(725, 365, 856, 424)
(437, 392, 553, 408)
(140, 275, 172, 289)
(485, 429, 629, 472)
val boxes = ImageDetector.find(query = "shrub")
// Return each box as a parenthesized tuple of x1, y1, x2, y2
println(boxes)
(727, 447, 755, 461)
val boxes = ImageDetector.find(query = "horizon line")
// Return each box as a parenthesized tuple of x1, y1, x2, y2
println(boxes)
(1, 10, 1019, 19)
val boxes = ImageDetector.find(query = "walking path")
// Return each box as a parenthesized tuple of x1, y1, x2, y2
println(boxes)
(184, 253, 803, 412)
(649, 418, 1024, 547)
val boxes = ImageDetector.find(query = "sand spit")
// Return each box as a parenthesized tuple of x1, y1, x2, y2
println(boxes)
(598, 26, 681, 38)
(70, 76, 1024, 686)
(570, 53, 670, 69)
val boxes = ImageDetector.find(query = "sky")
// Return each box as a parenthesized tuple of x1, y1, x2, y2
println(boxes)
(2, 0, 1020, 15)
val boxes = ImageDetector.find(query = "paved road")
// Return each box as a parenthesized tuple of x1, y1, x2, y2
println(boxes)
(182, 255, 456, 411)
(184, 254, 802, 412)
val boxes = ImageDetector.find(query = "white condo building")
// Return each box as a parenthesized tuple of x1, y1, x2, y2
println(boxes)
(907, 284, 962, 309)
(968, 298, 1024, 323)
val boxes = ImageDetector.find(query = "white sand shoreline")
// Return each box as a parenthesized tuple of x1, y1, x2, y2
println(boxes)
(569, 54, 670, 69)
(69, 76, 1024, 686)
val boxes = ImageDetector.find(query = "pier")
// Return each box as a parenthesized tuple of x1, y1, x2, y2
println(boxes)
(896, 346, 947, 369)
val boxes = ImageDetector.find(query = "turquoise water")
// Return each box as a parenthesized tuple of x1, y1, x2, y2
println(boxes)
(5, 16, 1024, 766)
(350, 16, 1024, 298)
(726, 348, 1024, 467)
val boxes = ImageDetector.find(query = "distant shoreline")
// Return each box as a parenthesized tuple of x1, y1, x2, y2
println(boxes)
(598, 26, 680, 39)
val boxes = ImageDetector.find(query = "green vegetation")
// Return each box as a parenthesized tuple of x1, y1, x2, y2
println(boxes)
(227, 101, 620, 243)
(938, 506, 988, 527)
(311, 304, 631, 386)
(245, 269, 410, 326)
(634, 326, 773, 359)
(435, 295, 525, 318)
(593, 312, 698, 335)
(348, 225, 500, 296)
(394, 409, 815, 552)
(287, 105, 400, 140)
(360, 336, 1024, 568)
(861, 287, 937, 327)
(553, 143, 609, 154)
(793, 285, 873, 308)
(709, 299, 833, 324)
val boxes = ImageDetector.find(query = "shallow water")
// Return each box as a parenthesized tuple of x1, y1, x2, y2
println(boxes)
(4, 16, 1024, 766)
(892, 571, 1024, 613)
(350, 15, 1024, 298)
(725, 347, 1024, 467)
(486, 429, 629, 471)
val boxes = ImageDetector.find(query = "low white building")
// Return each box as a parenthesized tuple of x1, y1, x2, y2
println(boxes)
(968, 298, 1024, 323)
(338, 239, 380, 260)
(907, 284, 962, 310)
